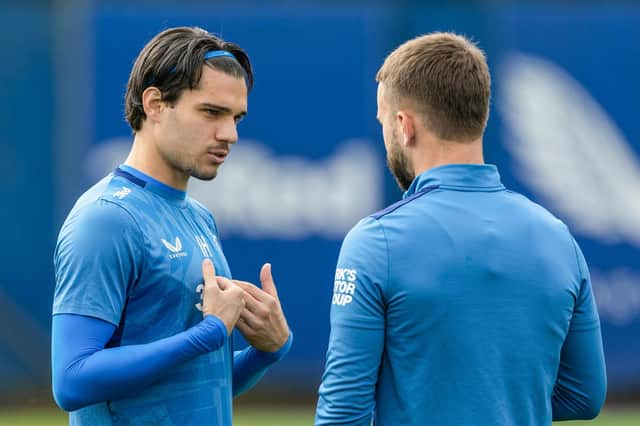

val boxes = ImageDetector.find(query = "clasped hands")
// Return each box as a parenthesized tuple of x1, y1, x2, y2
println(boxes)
(201, 259, 290, 353)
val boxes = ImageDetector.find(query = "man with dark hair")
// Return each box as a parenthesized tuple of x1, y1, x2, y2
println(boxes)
(52, 27, 291, 425)
(316, 32, 606, 425)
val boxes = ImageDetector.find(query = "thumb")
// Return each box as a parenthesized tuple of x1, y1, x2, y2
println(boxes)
(260, 263, 278, 298)
(202, 259, 218, 290)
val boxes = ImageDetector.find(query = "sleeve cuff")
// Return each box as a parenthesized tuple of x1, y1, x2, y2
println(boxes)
(254, 331, 293, 363)
(194, 315, 229, 351)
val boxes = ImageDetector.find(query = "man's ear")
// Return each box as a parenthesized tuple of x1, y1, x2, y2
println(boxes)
(396, 110, 416, 147)
(141, 87, 164, 124)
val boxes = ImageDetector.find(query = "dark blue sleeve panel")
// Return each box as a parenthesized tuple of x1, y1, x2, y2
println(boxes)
(52, 313, 227, 412)
(232, 332, 293, 397)
(551, 239, 607, 421)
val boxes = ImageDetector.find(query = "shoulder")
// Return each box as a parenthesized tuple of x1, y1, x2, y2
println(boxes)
(57, 200, 142, 259)
(343, 188, 441, 249)
(60, 176, 143, 242)
(340, 216, 388, 262)
(335, 217, 389, 303)
(504, 190, 579, 267)
(369, 185, 440, 221)
(71, 173, 142, 214)
(504, 189, 570, 232)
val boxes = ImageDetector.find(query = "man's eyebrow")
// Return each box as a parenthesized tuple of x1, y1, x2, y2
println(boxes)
(199, 103, 247, 117)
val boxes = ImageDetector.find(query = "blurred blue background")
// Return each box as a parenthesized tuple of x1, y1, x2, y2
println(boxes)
(1, 0, 639, 410)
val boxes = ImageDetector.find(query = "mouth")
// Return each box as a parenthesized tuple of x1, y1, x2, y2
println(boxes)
(206, 149, 228, 165)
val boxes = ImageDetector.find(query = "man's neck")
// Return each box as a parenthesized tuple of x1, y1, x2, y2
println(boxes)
(412, 137, 484, 177)
(124, 133, 189, 191)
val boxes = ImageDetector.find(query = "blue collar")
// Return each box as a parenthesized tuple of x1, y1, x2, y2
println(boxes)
(404, 164, 504, 199)
(115, 165, 187, 206)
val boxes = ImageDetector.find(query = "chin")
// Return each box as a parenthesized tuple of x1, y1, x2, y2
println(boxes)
(191, 169, 218, 181)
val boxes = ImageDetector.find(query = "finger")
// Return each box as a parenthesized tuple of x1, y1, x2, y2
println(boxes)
(235, 317, 255, 337)
(237, 287, 263, 312)
(202, 259, 219, 291)
(239, 309, 261, 329)
(260, 263, 279, 299)
(216, 276, 236, 291)
(233, 280, 266, 300)
(233, 281, 276, 315)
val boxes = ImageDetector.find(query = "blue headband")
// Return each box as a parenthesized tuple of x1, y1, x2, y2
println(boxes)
(146, 50, 237, 87)
(170, 50, 236, 72)
(204, 50, 236, 61)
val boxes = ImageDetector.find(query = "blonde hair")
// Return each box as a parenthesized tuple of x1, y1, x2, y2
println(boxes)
(377, 32, 491, 141)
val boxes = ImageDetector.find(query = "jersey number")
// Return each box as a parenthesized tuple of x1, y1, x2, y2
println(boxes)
(195, 283, 204, 312)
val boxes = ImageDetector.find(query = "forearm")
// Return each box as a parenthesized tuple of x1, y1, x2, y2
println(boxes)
(52, 314, 227, 411)
(315, 325, 382, 425)
(232, 332, 293, 397)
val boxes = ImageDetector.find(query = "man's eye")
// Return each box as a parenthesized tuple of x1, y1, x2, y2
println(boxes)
(204, 109, 220, 116)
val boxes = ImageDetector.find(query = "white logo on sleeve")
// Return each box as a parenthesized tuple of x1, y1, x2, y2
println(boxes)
(113, 187, 131, 199)
(332, 268, 357, 306)
(161, 237, 187, 259)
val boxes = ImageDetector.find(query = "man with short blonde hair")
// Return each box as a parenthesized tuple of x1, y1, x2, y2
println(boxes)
(377, 32, 491, 142)
(316, 32, 606, 426)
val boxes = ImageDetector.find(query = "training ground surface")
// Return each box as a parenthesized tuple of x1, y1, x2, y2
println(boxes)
(0, 406, 639, 425)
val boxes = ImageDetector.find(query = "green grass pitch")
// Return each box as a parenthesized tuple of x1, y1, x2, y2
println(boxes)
(0, 407, 638, 425)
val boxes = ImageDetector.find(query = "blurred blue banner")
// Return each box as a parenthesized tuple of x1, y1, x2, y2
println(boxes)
(0, 2, 55, 394)
(1, 1, 638, 398)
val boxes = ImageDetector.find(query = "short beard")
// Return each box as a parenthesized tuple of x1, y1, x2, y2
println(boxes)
(387, 130, 415, 192)
(190, 168, 218, 181)
(164, 152, 218, 183)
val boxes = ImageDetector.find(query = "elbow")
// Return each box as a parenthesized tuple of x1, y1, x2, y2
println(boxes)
(585, 373, 607, 419)
(577, 381, 607, 420)
(53, 372, 85, 412)
(552, 376, 607, 421)
(53, 388, 80, 412)
(577, 398, 604, 420)
(582, 406, 602, 421)
(584, 384, 607, 420)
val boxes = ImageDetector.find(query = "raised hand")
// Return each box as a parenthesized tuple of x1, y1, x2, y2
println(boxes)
(201, 259, 245, 336)
(231, 263, 290, 352)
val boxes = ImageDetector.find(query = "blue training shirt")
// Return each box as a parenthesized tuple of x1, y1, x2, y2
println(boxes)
(54, 165, 236, 425)
(316, 164, 606, 426)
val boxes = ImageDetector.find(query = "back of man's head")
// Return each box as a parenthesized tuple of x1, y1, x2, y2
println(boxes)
(376, 32, 491, 142)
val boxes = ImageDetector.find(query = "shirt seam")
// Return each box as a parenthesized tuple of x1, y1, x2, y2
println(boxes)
(566, 227, 585, 309)
(568, 318, 600, 329)
(373, 218, 391, 302)
(566, 227, 599, 329)
(52, 304, 120, 327)
(371, 185, 439, 220)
